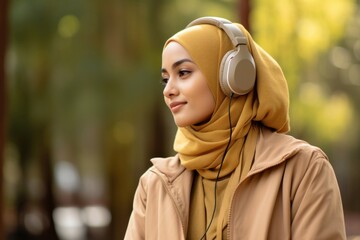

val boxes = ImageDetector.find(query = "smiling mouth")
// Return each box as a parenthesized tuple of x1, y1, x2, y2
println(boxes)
(169, 102, 186, 112)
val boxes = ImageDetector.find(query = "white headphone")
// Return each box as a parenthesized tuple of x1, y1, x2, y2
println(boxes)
(186, 17, 256, 97)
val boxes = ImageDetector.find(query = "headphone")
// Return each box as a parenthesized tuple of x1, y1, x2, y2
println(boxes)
(186, 17, 256, 97)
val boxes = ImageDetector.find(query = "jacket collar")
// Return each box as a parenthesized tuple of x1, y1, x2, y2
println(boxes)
(150, 127, 310, 182)
(249, 127, 309, 176)
(150, 155, 188, 183)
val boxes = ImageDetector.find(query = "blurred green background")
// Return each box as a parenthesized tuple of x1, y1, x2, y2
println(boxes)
(1, 0, 360, 239)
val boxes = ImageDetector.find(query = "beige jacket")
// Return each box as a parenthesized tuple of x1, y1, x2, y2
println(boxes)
(124, 128, 346, 239)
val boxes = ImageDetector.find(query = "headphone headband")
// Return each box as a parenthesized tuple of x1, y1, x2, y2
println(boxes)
(187, 17, 247, 47)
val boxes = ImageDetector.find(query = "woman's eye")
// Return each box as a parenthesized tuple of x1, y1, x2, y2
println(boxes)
(179, 70, 191, 77)
(160, 77, 168, 86)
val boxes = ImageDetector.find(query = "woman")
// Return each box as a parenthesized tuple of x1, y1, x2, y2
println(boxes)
(124, 16, 346, 240)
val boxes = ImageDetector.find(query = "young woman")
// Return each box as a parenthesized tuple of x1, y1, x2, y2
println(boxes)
(124, 16, 346, 240)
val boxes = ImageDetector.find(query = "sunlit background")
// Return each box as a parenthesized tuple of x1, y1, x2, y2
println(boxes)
(1, 0, 360, 239)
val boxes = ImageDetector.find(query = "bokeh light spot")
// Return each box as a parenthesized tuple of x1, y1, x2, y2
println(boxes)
(58, 15, 80, 38)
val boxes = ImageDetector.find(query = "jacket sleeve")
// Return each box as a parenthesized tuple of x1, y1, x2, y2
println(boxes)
(124, 173, 148, 240)
(291, 151, 346, 240)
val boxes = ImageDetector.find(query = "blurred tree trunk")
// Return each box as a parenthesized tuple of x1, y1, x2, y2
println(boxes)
(39, 130, 60, 240)
(0, 0, 8, 239)
(33, 34, 59, 240)
(238, 0, 251, 31)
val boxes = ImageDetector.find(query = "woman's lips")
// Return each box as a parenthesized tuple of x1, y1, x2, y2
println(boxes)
(169, 101, 186, 112)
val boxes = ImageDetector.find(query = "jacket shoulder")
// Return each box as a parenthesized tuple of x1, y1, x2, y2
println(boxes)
(149, 154, 187, 182)
(253, 127, 328, 172)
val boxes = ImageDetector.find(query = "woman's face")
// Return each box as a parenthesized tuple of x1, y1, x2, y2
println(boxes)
(162, 41, 215, 127)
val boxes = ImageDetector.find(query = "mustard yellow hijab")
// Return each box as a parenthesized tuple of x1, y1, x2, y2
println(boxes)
(164, 23, 290, 180)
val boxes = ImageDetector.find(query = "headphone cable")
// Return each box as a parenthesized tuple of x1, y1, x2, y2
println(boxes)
(200, 93, 234, 240)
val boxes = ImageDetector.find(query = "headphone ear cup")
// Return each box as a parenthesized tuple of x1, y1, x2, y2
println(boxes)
(219, 46, 256, 96)
(219, 50, 235, 97)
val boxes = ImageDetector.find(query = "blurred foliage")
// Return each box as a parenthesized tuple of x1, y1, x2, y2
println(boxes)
(4, 0, 360, 239)
(252, 0, 354, 145)
(253, 0, 360, 215)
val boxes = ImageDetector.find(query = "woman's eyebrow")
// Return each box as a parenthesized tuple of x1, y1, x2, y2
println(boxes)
(161, 58, 194, 73)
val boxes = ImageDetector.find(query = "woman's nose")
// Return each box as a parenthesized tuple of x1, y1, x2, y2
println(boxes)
(163, 78, 179, 98)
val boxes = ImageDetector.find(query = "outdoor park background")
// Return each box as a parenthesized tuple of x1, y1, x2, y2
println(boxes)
(0, 0, 360, 239)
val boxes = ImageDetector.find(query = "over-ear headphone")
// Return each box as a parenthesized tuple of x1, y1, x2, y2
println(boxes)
(186, 17, 256, 97)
